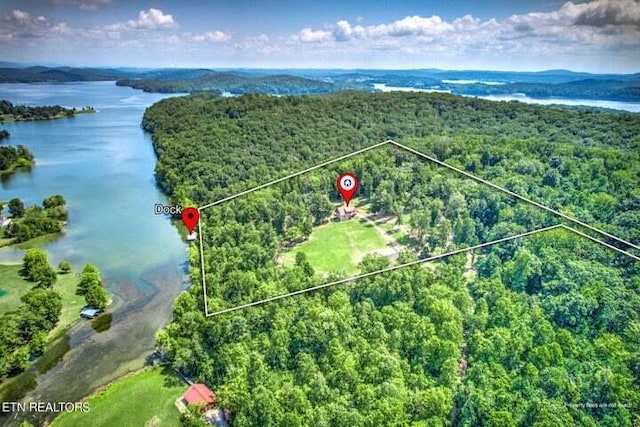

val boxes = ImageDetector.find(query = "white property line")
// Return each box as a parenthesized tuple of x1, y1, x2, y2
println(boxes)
(197, 215, 209, 316)
(389, 140, 640, 253)
(204, 224, 563, 317)
(196, 139, 639, 317)
(561, 224, 640, 262)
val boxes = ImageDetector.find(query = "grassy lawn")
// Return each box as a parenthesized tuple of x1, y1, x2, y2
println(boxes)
(52, 367, 186, 427)
(50, 271, 85, 337)
(282, 218, 388, 275)
(0, 264, 31, 314)
(0, 264, 84, 337)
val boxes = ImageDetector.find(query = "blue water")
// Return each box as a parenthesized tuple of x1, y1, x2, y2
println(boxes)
(0, 82, 189, 413)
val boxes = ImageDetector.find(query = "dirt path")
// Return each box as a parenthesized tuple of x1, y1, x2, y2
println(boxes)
(356, 213, 403, 260)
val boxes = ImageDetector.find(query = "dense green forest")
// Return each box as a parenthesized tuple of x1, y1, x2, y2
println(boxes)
(0, 100, 93, 122)
(2, 196, 67, 243)
(117, 73, 356, 95)
(0, 144, 33, 175)
(145, 92, 639, 426)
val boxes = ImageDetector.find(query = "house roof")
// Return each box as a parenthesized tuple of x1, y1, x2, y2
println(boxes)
(80, 307, 101, 316)
(337, 206, 356, 215)
(183, 383, 216, 406)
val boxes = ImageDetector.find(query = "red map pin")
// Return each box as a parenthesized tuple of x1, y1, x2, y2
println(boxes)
(181, 207, 199, 234)
(337, 173, 359, 206)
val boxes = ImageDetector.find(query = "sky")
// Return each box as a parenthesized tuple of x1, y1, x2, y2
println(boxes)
(0, 0, 639, 72)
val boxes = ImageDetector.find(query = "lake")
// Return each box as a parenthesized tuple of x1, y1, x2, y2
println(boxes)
(0, 82, 188, 424)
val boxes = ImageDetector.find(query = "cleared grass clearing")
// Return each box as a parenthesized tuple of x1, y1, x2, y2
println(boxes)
(282, 218, 388, 275)
(51, 367, 185, 427)
(0, 264, 30, 314)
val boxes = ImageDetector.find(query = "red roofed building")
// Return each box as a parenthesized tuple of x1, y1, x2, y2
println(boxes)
(182, 384, 216, 409)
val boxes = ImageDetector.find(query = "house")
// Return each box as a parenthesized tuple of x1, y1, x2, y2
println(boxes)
(334, 205, 356, 221)
(182, 383, 216, 410)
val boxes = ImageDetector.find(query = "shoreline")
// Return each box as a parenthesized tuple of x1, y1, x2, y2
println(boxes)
(0, 108, 95, 124)
(0, 158, 34, 177)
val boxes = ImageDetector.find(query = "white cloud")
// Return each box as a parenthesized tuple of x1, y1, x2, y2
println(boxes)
(131, 8, 177, 30)
(287, 0, 640, 64)
(106, 8, 178, 31)
(294, 27, 332, 43)
(375, 15, 454, 37)
(11, 10, 31, 22)
(332, 20, 365, 41)
(51, 0, 112, 11)
(192, 31, 230, 42)
(1, 9, 71, 40)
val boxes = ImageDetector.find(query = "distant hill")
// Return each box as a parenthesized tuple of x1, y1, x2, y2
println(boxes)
(1, 65, 638, 102)
(116, 72, 361, 95)
(0, 66, 131, 83)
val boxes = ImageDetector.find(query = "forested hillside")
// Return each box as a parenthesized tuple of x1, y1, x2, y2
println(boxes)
(145, 92, 639, 426)
(0, 100, 93, 122)
(117, 73, 356, 95)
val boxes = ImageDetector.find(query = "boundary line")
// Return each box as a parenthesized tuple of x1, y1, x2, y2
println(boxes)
(561, 225, 640, 261)
(389, 140, 640, 253)
(195, 139, 639, 317)
(197, 215, 209, 316)
(205, 224, 563, 317)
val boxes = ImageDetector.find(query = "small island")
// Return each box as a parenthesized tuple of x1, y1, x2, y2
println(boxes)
(0, 100, 95, 123)
(0, 144, 34, 176)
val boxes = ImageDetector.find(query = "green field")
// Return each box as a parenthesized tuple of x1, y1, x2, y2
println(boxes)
(282, 218, 388, 275)
(0, 264, 31, 314)
(50, 271, 86, 337)
(0, 264, 85, 336)
(52, 368, 185, 427)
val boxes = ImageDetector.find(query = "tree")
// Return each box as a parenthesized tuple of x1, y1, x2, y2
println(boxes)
(77, 265, 101, 295)
(8, 198, 25, 218)
(23, 249, 48, 279)
(58, 261, 72, 273)
(81, 264, 99, 275)
(20, 288, 62, 335)
(307, 194, 333, 225)
(22, 248, 57, 287)
(78, 264, 108, 308)
(85, 282, 109, 309)
(34, 265, 57, 288)
(295, 252, 314, 277)
(42, 195, 66, 209)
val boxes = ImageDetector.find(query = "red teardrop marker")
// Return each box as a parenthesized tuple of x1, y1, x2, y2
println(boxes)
(337, 173, 359, 206)
(181, 207, 199, 234)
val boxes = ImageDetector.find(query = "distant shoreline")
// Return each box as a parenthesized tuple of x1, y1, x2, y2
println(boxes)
(0, 106, 95, 123)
